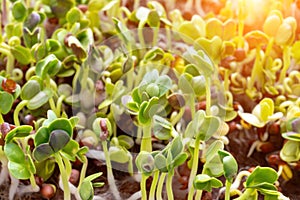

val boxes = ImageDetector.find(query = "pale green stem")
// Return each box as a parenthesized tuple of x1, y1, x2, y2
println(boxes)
(54, 153, 70, 200)
(141, 124, 152, 152)
(102, 140, 121, 200)
(166, 170, 174, 200)
(171, 107, 185, 126)
(149, 170, 160, 200)
(205, 77, 211, 115)
(188, 137, 201, 200)
(62, 155, 72, 176)
(225, 180, 232, 200)
(279, 45, 290, 84)
(249, 46, 262, 90)
(29, 173, 38, 190)
(0, 114, 4, 124)
(190, 95, 196, 119)
(195, 190, 203, 200)
(0, 43, 14, 76)
(138, 21, 147, 52)
(141, 174, 148, 200)
(13, 100, 28, 126)
(152, 26, 159, 47)
(78, 156, 88, 188)
(156, 173, 166, 200)
(237, 0, 245, 48)
(49, 97, 59, 117)
(56, 95, 65, 117)
(166, 26, 172, 50)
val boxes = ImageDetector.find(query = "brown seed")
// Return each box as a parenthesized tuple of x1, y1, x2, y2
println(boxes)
(220, 56, 236, 69)
(77, 4, 88, 13)
(234, 48, 246, 62)
(178, 175, 188, 189)
(41, 184, 56, 200)
(69, 169, 80, 185)
(23, 114, 35, 127)
(248, 167, 256, 173)
(268, 123, 280, 135)
(228, 121, 237, 132)
(196, 101, 206, 111)
(267, 154, 285, 166)
(168, 93, 185, 110)
(0, 122, 11, 137)
(1, 79, 17, 93)
(258, 142, 274, 153)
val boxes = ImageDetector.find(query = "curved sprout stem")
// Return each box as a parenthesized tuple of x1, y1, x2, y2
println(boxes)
(13, 100, 28, 126)
(166, 170, 174, 200)
(279, 45, 291, 84)
(78, 156, 88, 188)
(225, 180, 232, 200)
(102, 140, 121, 200)
(141, 124, 152, 152)
(156, 172, 166, 200)
(55, 153, 71, 200)
(140, 174, 148, 200)
(187, 137, 201, 200)
(149, 170, 159, 200)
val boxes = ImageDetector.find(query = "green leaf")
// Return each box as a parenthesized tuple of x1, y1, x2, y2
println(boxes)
(66, 7, 81, 24)
(12, 0, 27, 22)
(5, 125, 32, 143)
(4, 142, 25, 163)
(246, 167, 278, 187)
(27, 89, 52, 110)
(203, 155, 224, 177)
(170, 136, 183, 159)
(0, 91, 14, 114)
(156, 75, 172, 97)
(62, 139, 80, 162)
(218, 150, 238, 182)
(172, 152, 188, 168)
(35, 159, 56, 181)
(79, 181, 94, 200)
(8, 161, 31, 179)
(135, 151, 155, 176)
(193, 174, 223, 192)
(23, 28, 39, 48)
(46, 39, 61, 53)
(282, 132, 300, 142)
(280, 140, 300, 162)
(11, 45, 32, 65)
(33, 143, 54, 162)
(109, 146, 130, 163)
(147, 10, 160, 27)
(34, 126, 51, 146)
(49, 130, 71, 152)
(144, 48, 164, 62)
(84, 172, 103, 182)
(117, 135, 134, 149)
(153, 115, 172, 140)
(20, 79, 41, 100)
(138, 101, 151, 125)
(198, 115, 220, 141)
(35, 54, 62, 79)
(154, 153, 168, 172)
(205, 140, 224, 162)
(48, 118, 73, 137)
